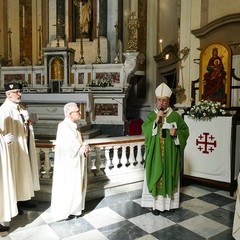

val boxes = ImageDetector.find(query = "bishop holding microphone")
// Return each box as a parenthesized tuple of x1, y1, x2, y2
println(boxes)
(141, 82, 189, 215)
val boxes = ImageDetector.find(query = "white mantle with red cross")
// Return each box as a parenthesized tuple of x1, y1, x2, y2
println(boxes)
(184, 116, 240, 183)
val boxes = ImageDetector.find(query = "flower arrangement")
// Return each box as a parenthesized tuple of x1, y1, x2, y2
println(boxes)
(88, 79, 113, 88)
(187, 100, 227, 121)
(9, 79, 28, 87)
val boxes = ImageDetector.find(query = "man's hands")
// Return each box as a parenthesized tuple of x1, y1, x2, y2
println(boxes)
(155, 109, 164, 124)
(84, 144, 90, 157)
(3, 133, 14, 144)
(170, 126, 177, 137)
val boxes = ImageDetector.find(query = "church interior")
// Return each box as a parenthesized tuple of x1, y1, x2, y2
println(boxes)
(1, 0, 240, 239)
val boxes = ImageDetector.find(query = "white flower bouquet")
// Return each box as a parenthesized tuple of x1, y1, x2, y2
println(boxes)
(187, 100, 227, 121)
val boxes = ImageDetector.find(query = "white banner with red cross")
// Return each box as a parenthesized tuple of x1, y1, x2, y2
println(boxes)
(184, 116, 240, 183)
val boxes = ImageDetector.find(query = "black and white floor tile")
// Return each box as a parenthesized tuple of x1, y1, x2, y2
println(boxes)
(0, 182, 236, 240)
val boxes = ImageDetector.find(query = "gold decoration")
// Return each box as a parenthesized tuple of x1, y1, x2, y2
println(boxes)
(172, 85, 185, 96)
(126, 12, 140, 52)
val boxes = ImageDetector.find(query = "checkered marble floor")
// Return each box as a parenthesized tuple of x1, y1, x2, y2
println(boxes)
(0, 182, 236, 240)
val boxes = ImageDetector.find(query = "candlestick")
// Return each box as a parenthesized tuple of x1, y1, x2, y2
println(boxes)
(37, 25, 43, 65)
(78, 25, 85, 64)
(7, 28, 13, 66)
(159, 39, 163, 54)
(114, 22, 119, 63)
(95, 23, 102, 64)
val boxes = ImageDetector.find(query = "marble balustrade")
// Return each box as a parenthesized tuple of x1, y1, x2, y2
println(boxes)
(36, 135, 145, 184)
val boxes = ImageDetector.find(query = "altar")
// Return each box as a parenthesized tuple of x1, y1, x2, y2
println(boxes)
(21, 93, 92, 111)
(184, 115, 240, 195)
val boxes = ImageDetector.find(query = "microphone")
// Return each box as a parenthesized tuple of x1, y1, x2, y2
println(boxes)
(158, 108, 164, 124)
(158, 108, 166, 138)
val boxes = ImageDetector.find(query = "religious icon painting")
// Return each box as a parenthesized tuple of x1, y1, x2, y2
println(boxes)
(199, 42, 232, 107)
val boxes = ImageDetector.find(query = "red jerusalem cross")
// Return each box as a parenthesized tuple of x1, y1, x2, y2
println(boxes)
(196, 132, 217, 154)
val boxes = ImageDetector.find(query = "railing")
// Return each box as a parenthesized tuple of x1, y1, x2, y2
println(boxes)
(36, 135, 145, 183)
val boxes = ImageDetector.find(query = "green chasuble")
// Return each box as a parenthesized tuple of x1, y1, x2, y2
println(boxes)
(142, 108, 189, 197)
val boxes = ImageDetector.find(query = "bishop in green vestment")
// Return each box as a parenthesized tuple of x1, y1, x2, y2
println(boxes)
(141, 83, 189, 215)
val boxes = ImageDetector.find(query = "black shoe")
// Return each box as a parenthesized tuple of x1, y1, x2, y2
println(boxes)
(18, 200, 37, 208)
(0, 224, 10, 232)
(18, 208, 24, 215)
(152, 209, 160, 216)
(17, 204, 24, 215)
(65, 215, 76, 221)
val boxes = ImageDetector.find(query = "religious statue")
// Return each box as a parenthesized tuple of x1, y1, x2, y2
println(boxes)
(81, 0, 92, 35)
(203, 47, 227, 102)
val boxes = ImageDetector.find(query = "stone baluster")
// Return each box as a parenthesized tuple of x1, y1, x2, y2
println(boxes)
(88, 148, 96, 177)
(120, 145, 128, 168)
(48, 151, 55, 178)
(112, 145, 120, 168)
(94, 147, 105, 176)
(136, 143, 144, 166)
(105, 146, 113, 169)
(44, 149, 51, 178)
(128, 144, 136, 166)
(39, 149, 46, 177)
(99, 147, 107, 173)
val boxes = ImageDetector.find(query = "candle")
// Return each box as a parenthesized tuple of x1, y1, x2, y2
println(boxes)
(80, 25, 83, 51)
(97, 23, 100, 50)
(97, 0, 99, 26)
(115, 22, 118, 53)
(8, 7, 11, 27)
(23, 6, 25, 28)
(159, 39, 163, 54)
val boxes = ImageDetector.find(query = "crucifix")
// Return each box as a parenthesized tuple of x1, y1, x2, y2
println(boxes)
(52, 19, 65, 47)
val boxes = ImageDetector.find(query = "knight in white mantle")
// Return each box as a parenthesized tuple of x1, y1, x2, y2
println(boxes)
(0, 83, 40, 208)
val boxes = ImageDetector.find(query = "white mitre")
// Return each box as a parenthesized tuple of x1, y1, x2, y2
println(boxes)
(155, 82, 172, 98)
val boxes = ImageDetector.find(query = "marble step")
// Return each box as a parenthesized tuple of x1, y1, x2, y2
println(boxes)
(82, 128, 101, 139)
(33, 168, 144, 202)
(35, 123, 102, 140)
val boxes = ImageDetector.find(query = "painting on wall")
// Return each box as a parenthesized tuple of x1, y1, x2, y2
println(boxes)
(78, 72, 84, 84)
(95, 103, 118, 116)
(199, 42, 232, 107)
(4, 74, 25, 83)
(36, 73, 42, 85)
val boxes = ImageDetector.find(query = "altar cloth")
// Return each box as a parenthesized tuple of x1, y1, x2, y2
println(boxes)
(184, 116, 240, 183)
